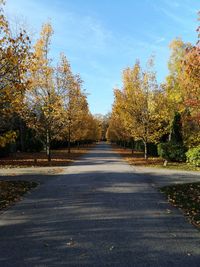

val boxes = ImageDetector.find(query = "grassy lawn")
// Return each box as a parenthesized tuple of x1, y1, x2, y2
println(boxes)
(113, 145, 200, 172)
(0, 180, 38, 211)
(0, 146, 93, 168)
(160, 183, 200, 228)
(151, 162, 200, 172)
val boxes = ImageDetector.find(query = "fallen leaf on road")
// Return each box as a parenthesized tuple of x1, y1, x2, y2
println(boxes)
(166, 209, 172, 214)
(66, 239, 76, 247)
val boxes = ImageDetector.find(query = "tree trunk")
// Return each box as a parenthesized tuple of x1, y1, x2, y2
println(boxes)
(46, 129, 51, 162)
(68, 125, 71, 154)
(131, 138, 134, 155)
(144, 141, 148, 160)
(124, 140, 126, 149)
(168, 131, 172, 142)
(163, 159, 168, 166)
(19, 118, 25, 152)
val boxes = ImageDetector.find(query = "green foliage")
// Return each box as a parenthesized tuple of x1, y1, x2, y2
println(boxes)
(0, 131, 17, 148)
(186, 146, 200, 167)
(134, 140, 144, 151)
(148, 143, 158, 157)
(24, 129, 44, 152)
(170, 112, 183, 144)
(158, 112, 186, 162)
(158, 142, 186, 162)
(0, 145, 10, 157)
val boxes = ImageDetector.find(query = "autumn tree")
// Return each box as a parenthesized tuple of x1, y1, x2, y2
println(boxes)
(117, 59, 168, 159)
(164, 38, 192, 144)
(164, 12, 200, 147)
(83, 113, 101, 143)
(180, 14, 200, 146)
(106, 88, 131, 149)
(24, 23, 63, 161)
(94, 113, 111, 141)
(56, 53, 92, 152)
(0, 1, 33, 150)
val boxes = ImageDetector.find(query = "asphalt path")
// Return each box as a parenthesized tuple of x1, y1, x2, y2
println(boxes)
(0, 142, 200, 267)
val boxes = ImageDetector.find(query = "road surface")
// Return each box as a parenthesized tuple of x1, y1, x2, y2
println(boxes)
(0, 143, 200, 266)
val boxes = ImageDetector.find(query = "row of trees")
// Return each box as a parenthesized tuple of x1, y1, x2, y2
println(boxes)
(0, 1, 101, 160)
(107, 13, 199, 163)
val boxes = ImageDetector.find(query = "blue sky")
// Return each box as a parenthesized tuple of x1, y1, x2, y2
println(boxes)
(5, 0, 199, 115)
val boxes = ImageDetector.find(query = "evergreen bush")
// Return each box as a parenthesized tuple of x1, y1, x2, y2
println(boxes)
(186, 146, 200, 167)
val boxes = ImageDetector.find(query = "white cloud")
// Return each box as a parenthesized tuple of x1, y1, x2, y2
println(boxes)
(155, 37, 165, 43)
(5, 0, 113, 55)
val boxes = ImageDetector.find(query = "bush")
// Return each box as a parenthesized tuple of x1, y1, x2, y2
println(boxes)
(0, 145, 10, 158)
(186, 146, 200, 167)
(27, 139, 43, 152)
(157, 142, 186, 162)
(23, 129, 44, 152)
(148, 143, 158, 157)
(134, 140, 144, 151)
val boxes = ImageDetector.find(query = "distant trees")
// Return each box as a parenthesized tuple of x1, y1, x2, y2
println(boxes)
(94, 114, 110, 141)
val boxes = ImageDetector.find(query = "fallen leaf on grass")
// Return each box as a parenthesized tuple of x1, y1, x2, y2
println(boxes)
(161, 182, 200, 228)
(0, 180, 38, 211)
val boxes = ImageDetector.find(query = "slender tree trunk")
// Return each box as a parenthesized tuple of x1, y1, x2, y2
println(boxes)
(131, 138, 134, 155)
(143, 141, 148, 160)
(124, 140, 126, 149)
(68, 124, 71, 154)
(46, 129, 51, 162)
(168, 130, 172, 142)
(19, 118, 25, 152)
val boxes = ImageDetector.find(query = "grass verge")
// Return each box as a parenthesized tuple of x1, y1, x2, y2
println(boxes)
(0, 180, 38, 211)
(150, 162, 200, 172)
(160, 182, 200, 228)
(113, 145, 199, 172)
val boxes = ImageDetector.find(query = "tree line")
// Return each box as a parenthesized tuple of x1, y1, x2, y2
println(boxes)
(107, 13, 200, 165)
(0, 1, 101, 161)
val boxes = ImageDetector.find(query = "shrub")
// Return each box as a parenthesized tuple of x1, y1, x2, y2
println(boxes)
(23, 129, 44, 152)
(0, 145, 10, 158)
(157, 142, 186, 162)
(134, 140, 144, 151)
(148, 143, 158, 157)
(186, 146, 200, 167)
(25, 138, 43, 152)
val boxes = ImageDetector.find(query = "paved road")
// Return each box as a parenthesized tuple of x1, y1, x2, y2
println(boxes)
(0, 143, 200, 267)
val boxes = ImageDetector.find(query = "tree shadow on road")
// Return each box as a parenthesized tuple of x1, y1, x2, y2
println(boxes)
(0, 169, 200, 266)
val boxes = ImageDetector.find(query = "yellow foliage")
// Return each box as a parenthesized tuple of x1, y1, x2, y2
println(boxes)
(0, 131, 17, 148)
